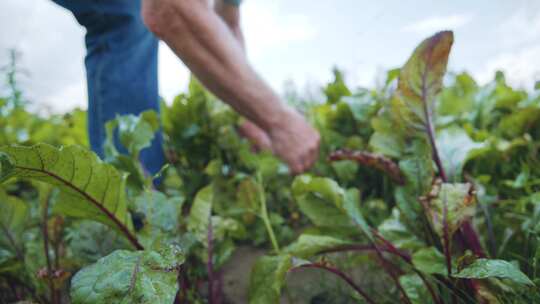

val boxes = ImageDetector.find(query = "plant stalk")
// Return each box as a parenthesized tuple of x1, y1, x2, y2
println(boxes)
(257, 174, 280, 253)
(207, 213, 215, 304)
(298, 263, 376, 304)
(42, 191, 58, 304)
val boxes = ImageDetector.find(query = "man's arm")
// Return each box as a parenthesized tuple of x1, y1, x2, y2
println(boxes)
(214, 0, 245, 48)
(142, 0, 319, 173)
(213, 0, 272, 151)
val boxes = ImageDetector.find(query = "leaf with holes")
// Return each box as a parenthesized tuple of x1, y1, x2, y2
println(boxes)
(70, 246, 184, 304)
(421, 181, 476, 238)
(454, 259, 534, 286)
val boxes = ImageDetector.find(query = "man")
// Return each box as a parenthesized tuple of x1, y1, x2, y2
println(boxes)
(52, 0, 320, 175)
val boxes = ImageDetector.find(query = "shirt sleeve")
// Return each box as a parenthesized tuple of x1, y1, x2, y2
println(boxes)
(223, 0, 242, 6)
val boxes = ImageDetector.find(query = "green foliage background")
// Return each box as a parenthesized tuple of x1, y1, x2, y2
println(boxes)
(0, 32, 539, 303)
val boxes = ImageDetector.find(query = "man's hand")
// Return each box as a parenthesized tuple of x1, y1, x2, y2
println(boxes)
(239, 112, 320, 174)
(238, 120, 272, 151)
(268, 108, 320, 174)
(214, 1, 319, 174)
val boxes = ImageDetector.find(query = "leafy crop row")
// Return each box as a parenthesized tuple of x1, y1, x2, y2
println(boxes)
(0, 31, 539, 303)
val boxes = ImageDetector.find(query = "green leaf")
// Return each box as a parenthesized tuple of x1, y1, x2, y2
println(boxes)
(330, 160, 358, 184)
(438, 72, 478, 116)
(133, 191, 184, 248)
(394, 138, 434, 222)
(291, 175, 351, 227)
(454, 259, 534, 286)
(284, 234, 352, 259)
(342, 188, 374, 241)
(187, 186, 213, 243)
(368, 110, 405, 158)
(0, 144, 140, 249)
(324, 68, 352, 104)
(378, 209, 424, 250)
(393, 31, 454, 132)
(237, 177, 261, 214)
(0, 188, 28, 259)
(248, 255, 292, 304)
(412, 247, 447, 275)
(342, 94, 377, 123)
(66, 221, 132, 266)
(399, 274, 433, 304)
(70, 246, 184, 304)
(104, 110, 160, 158)
(437, 127, 484, 182)
(498, 106, 540, 139)
(292, 175, 345, 207)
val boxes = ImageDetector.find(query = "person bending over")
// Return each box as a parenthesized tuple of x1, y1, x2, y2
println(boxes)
(52, 0, 320, 175)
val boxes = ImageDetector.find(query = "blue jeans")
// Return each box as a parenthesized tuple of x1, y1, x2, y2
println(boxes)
(52, 0, 164, 175)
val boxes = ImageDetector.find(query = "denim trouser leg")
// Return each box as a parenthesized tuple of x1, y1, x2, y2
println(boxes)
(51, 0, 165, 176)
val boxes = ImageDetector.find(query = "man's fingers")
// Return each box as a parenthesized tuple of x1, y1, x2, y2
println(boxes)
(290, 160, 303, 175)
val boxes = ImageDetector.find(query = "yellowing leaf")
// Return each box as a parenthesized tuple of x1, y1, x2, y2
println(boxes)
(394, 31, 454, 132)
(421, 181, 476, 238)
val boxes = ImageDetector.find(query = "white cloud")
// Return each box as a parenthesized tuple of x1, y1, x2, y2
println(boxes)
(242, 0, 318, 60)
(402, 13, 473, 36)
(495, 5, 540, 49)
(473, 3, 540, 89)
(475, 44, 540, 89)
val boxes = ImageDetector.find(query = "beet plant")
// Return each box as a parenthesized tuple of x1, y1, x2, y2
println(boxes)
(0, 31, 539, 304)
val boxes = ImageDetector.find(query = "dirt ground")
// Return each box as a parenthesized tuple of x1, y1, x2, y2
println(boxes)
(220, 246, 375, 304)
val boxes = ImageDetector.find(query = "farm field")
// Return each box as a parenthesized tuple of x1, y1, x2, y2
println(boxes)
(0, 31, 539, 303)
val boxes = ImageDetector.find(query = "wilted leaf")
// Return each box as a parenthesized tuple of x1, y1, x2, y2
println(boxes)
(70, 246, 184, 304)
(393, 31, 454, 132)
(454, 259, 534, 286)
(0, 144, 141, 249)
(329, 149, 404, 184)
(421, 181, 476, 238)
(248, 255, 292, 304)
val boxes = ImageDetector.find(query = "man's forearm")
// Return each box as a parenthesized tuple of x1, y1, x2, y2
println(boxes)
(142, 0, 283, 132)
(215, 0, 245, 48)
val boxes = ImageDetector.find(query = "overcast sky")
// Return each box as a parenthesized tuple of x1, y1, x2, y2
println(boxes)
(1, 0, 539, 113)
